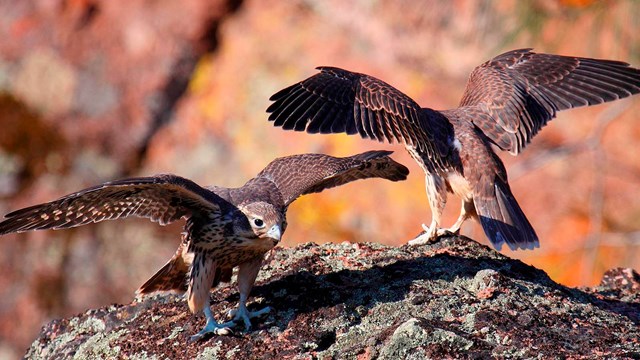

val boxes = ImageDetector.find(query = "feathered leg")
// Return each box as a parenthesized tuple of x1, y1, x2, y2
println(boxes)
(409, 173, 450, 245)
(188, 251, 233, 341)
(444, 199, 476, 234)
(227, 257, 270, 331)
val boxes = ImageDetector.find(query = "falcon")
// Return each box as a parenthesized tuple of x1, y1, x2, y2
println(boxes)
(267, 48, 640, 251)
(0, 150, 408, 341)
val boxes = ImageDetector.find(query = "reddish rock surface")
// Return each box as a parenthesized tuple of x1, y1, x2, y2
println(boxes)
(26, 237, 640, 359)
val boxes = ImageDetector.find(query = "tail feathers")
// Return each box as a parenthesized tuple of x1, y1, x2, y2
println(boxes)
(474, 181, 539, 251)
(136, 250, 234, 296)
(137, 253, 190, 295)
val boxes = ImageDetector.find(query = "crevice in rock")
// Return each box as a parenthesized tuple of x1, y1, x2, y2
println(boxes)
(315, 329, 337, 352)
(124, 0, 246, 176)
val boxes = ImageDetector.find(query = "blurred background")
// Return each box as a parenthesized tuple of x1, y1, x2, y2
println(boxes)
(0, 0, 638, 356)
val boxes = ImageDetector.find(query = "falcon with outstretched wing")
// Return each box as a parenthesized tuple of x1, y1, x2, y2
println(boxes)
(0, 150, 408, 340)
(267, 49, 640, 251)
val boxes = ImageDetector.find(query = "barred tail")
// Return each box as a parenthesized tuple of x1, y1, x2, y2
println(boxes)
(474, 180, 539, 251)
(137, 253, 190, 295)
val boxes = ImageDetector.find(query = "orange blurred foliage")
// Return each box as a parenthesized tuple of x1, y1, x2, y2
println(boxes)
(0, 0, 639, 356)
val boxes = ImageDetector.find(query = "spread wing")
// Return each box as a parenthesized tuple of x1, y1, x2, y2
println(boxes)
(256, 150, 409, 205)
(267, 67, 454, 167)
(0, 174, 224, 235)
(451, 48, 640, 154)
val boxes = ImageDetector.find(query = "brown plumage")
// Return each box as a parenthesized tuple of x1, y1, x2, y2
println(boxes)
(267, 48, 640, 251)
(0, 150, 408, 340)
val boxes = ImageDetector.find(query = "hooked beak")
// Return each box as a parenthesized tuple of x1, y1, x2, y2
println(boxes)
(267, 224, 282, 243)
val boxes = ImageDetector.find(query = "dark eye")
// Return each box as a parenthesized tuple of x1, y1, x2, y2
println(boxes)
(253, 219, 264, 228)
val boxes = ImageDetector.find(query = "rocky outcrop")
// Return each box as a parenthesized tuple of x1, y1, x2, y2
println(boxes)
(26, 236, 640, 359)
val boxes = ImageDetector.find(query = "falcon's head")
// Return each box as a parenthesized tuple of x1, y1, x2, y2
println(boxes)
(237, 201, 286, 245)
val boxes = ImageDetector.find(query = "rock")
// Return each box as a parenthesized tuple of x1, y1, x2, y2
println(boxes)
(25, 236, 640, 359)
(598, 268, 640, 294)
(378, 318, 474, 359)
(468, 269, 502, 300)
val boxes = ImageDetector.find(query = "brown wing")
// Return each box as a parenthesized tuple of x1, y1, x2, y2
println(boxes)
(267, 67, 454, 164)
(256, 150, 409, 205)
(0, 174, 224, 235)
(451, 48, 640, 154)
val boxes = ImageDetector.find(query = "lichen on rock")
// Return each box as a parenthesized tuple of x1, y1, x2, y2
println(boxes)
(25, 236, 640, 359)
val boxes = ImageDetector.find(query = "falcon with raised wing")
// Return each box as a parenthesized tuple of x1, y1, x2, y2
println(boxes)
(0, 150, 408, 340)
(267, 49, 640, 251)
